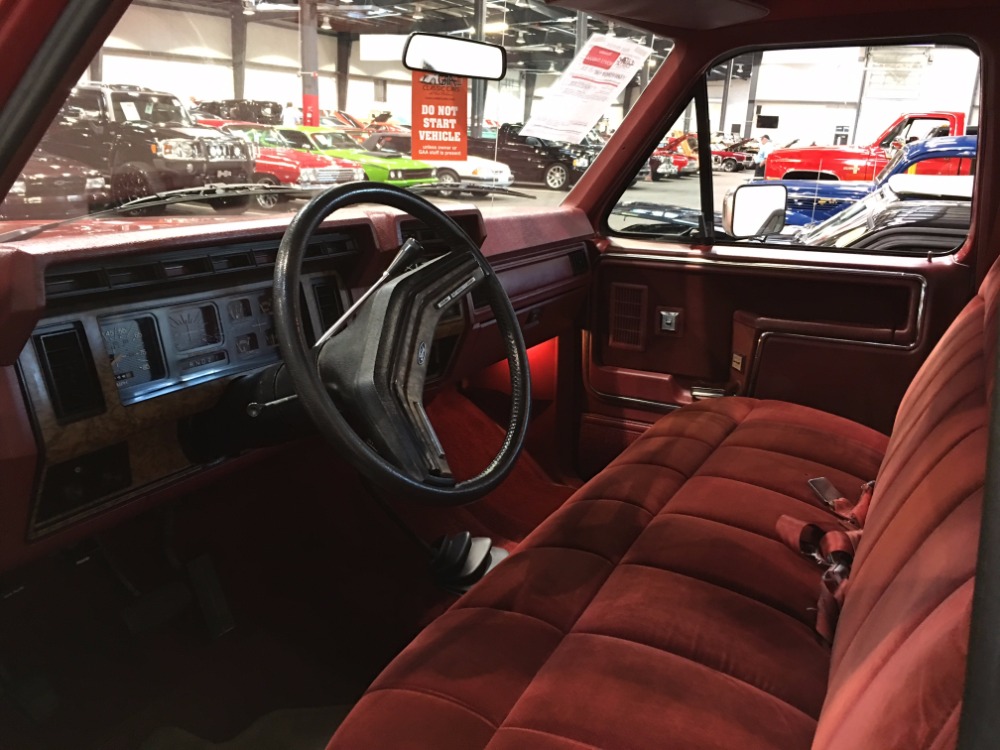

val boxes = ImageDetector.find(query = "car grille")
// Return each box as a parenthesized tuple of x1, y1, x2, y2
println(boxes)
(26, 176, 86, 197)
(315, 168, 357, 183)
(400, 169, 435, 180)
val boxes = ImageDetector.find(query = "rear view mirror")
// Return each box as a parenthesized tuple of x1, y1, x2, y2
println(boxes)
(403, 33, 507, 81)
(722, 183, 788, 238)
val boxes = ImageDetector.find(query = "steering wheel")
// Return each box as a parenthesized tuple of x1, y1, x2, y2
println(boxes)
(273, 182, 530, 506)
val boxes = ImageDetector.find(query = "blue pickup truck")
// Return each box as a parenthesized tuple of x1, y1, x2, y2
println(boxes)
(777, 135, 976, 225)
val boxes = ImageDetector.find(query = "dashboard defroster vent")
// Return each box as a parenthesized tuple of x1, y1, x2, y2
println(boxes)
(44, 232, 364, 301)
(608, 283, 648, 351)
(33, 324, 105, 423)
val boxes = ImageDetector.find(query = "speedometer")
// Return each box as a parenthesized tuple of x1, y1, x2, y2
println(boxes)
(99, 315, 165, 390)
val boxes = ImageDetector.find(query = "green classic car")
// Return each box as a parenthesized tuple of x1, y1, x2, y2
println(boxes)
(276, 126, 437, 187)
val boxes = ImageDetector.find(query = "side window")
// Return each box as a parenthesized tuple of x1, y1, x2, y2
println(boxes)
(609, 43, 980, 255)
(608, 98, 703, 238)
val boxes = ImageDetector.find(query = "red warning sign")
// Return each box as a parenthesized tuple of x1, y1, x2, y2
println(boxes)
(411, 70, 468, 161)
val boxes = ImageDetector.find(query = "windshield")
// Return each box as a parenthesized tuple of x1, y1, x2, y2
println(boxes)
(311, 131, 363, 151)
(110, 92, 193, 127)
(0, 0, 673, 230)
(226, 126, 289, 148)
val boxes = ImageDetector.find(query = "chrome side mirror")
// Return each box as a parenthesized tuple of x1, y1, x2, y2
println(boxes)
(722, 183, 788, 238)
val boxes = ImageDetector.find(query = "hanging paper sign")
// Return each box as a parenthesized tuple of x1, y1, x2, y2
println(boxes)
(521, 34, 652, 144)
(411, 71, 468, 160)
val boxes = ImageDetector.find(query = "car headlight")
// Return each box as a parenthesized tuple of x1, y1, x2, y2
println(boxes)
(298, 168, 317, 183)
(85, 176, 106, 190)
(208, 143, 223, 159)
(157, 139, 202, 160)
(431, 168, 437, 177)
(389, 170, 400, 179)
(10, 177, 26, 197)
(573, 156, 589, 168)
(353, 168, 366, 180)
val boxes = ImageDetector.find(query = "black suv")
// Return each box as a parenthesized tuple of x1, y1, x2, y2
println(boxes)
(467, 123, 599, 190)
(42, 84, 255, 210)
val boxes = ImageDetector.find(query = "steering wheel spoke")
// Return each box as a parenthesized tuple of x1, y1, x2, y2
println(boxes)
(274, 182, 529, 505)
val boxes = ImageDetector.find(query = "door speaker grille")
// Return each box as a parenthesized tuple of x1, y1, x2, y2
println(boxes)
(609, 283, 648, 350)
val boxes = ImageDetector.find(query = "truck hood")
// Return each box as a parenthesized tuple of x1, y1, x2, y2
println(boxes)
(118, 122, 241, 142)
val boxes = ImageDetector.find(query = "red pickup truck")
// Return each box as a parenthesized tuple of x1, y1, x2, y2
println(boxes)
(763, 111, 967, 180)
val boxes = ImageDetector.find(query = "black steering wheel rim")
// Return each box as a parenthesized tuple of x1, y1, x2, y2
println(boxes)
(274, 182, 531, 505)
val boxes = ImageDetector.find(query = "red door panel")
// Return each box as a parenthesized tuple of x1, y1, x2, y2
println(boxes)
(581, 251, 973, 476)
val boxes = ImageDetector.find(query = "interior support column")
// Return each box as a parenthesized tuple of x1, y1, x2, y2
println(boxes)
(522, 72, 536, 122)
(718, 58, 733, 132)
(89, 49, 102, 82)
(470, 0, 486, 138)
(336, 32, 353, 113)
(299, 0, 320, 126)
(231, 12, 247, 100)
(575, 11, 587, 53)
(742, 50, 763, 138)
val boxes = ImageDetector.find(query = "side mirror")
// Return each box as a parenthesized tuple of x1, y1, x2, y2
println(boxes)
(403, 33, 506, 81)
(722, 183, 788, 238)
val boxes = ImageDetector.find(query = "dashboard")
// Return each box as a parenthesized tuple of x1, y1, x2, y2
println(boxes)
(0, 205, 595, 572)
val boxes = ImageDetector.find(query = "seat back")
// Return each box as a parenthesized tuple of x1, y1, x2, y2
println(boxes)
(812, 267, 998, 748)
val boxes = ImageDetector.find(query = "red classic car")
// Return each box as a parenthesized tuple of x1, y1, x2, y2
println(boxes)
(198, 119, 366, 209)
(764, 110, 967, 180)
(711, 147, 749, 171)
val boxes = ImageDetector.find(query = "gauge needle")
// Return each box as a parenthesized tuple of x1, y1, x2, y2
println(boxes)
(111, 354, 125, 366)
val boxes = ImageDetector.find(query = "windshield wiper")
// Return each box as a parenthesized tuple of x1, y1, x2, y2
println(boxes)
(0, 182, 308, 244)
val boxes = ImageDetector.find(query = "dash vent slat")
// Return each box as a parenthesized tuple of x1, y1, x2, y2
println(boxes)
(43, 233, 363, 301)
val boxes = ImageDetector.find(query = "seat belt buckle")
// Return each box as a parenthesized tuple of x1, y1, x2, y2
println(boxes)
(808, 477, 846, 509)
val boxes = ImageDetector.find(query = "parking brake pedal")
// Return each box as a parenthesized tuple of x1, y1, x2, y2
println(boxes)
(430, 532, 508, 593)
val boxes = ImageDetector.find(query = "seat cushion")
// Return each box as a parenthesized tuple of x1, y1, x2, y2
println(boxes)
(327, 398, 888, 750)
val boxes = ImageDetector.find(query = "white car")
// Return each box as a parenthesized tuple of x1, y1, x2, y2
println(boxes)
(362, 132, 513, 195)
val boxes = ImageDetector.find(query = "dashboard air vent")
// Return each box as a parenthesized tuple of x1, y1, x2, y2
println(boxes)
(568, 247, 589, 276)
(608, 283, 648, 351)
(314, 282, 344, 332)
(33, 324, 106, 423)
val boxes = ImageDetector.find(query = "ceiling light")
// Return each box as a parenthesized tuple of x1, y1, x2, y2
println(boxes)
(516, 30, 525, 44)
(554, 43, 564, 54)
(340, 0, 353, 3)
(320, 15, 332, 29)
(413, 5, 424, 19)
(242, 0, 255, 15)
(548, 61, 556, 72)
(607, 22, 615, 37)
(483, 21, 508, 33)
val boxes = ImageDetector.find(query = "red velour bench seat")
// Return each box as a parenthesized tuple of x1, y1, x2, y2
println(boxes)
(328, 267, 993, 749)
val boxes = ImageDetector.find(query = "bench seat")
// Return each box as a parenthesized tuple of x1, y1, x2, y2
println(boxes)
(328, 267, 992, 749)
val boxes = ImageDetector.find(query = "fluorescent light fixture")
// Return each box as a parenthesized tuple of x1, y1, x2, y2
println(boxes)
(483, 21, 508, 33)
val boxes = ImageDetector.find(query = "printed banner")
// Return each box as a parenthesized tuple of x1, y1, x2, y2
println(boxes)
(521, 34, 652, 144)
(411, 71, 468, 160)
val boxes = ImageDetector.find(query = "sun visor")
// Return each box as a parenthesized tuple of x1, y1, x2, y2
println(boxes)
(552, 0, 769, 30)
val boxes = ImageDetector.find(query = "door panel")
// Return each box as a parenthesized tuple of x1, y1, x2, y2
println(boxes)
(581, 250, 973, 475)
